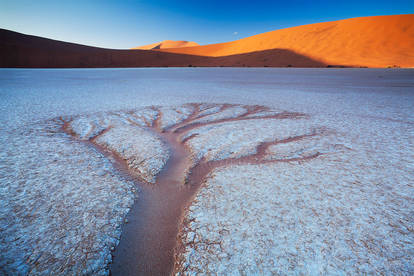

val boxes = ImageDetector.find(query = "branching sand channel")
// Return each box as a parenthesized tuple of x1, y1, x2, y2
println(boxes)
(62, 103, 330, 275)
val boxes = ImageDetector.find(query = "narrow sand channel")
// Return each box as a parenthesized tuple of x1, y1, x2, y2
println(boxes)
(64, 112, 199, 275)
(109, 131, 196, 275)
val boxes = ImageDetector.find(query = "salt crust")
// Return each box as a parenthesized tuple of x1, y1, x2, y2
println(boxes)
(0, 104, 203, 275)
(1, 98, 412, 275)
(157, 105, 194, 130)
(69, 108, 168, 184)
(195, 105, 222, 118)
(1, 103, 310, 275)
(179, 159, 414, 274)
(0, 122, 135, 275)
(190, 106, 246, 125)
(184, 118, 318, 162)
(95, 125, 169, 184)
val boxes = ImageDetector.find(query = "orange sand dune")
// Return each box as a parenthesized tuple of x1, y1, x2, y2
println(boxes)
(161, 14, 414, 68)
(132, 40, 199, 50)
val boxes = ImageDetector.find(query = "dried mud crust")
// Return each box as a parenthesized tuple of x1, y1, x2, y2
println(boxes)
(9, 102, 410, 275)
(168, 106, 413, 275)
(176, 159, 413, 275)
(64, 103, 320, 188)
(60, 103, 341, 274)
(0, 121, 136, 275)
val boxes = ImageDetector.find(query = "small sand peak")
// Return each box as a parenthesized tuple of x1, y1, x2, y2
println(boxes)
(132, 40, 199, 50)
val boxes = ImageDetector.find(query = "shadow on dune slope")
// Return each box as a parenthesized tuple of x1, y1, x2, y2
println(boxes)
(0, 29, 327, 68)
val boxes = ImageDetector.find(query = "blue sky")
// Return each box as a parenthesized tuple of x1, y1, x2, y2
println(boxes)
(0, 0, 413, 49)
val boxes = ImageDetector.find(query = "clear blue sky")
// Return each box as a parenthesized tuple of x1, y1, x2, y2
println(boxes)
(1, 0, 413, 49)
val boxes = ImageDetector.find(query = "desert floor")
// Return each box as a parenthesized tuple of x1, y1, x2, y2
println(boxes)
(0, 68, 413, 275)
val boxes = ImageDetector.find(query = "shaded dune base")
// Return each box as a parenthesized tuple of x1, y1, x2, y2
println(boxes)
(0, 29, 325, 68)
(161, 14, 414, 68)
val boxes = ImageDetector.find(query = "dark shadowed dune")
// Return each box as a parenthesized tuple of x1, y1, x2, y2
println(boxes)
(0, 29, 205, 68)
(0, 29, 326, 68)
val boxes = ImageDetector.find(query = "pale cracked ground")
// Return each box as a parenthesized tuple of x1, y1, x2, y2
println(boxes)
(1, 68, 413, 275)
(171, 105, 413, 275)
(2, 101, 413, 275)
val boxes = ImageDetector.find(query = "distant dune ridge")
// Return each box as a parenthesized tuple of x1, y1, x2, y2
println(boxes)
(132, 40, 199, 50)
(1, 14, 413, 68)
